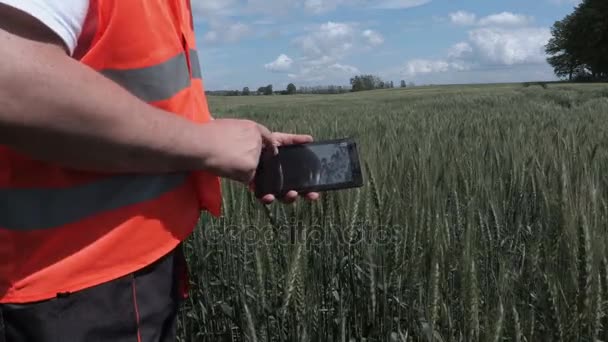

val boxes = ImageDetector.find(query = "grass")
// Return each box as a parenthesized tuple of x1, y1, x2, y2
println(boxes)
(177, 82, 608, 341)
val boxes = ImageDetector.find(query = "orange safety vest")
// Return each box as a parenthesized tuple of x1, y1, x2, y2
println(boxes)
(0, 0, 222, 303)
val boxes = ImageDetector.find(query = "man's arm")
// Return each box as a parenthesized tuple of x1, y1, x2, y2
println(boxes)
(0, 4, 321, 204)
(0, 4, 262, 180)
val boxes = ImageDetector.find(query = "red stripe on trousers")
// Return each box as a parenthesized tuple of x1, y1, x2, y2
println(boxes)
(132, 278, 142, 342)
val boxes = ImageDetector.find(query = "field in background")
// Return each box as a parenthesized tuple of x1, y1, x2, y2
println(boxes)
(178, 83, 608, 341)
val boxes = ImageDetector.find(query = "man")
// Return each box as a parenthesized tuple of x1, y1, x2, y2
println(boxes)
(0, 1, 318, 341)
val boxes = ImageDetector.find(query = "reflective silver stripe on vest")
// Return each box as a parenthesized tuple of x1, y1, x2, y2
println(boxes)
(101, 52, 192, 102)
(0, 174, 186, 231)
(190, 49, 202, 79)
(0, 50, 204, 230)
(101, 50, 203, 102)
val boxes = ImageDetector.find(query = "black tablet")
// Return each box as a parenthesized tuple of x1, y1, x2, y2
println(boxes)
(254, 138, 364, 198)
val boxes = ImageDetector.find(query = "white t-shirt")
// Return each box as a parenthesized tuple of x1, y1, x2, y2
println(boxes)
(0, 0, 88, 55)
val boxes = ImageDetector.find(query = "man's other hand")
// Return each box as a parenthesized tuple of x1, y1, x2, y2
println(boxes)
(199, 119, 320, 204)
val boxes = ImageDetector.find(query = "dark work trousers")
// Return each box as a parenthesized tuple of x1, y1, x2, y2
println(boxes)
(0, 246, 188, 342)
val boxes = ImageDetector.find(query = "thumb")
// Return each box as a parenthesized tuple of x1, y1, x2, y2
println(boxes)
(257, 124, 279, 155)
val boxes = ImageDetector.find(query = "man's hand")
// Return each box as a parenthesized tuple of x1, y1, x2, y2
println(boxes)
(199, 119, 320, 204)
(198, 119, 267, 183)
(258, 132, 321, 205)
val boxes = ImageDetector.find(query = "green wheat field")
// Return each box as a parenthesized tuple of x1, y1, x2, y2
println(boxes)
(177, 83, 608, 341)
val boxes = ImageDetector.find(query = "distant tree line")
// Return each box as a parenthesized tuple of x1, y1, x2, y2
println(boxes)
(546, 0, 608, 81)
(350, 75, 399, 92)
(297, 85, 349, 94)
(205, 76, 414, 96)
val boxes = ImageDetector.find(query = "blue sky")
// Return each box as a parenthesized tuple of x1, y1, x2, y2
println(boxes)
(190, 0, 581, 90)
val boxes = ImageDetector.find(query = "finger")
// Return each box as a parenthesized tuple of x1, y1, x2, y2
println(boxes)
(257, 124, 279, 155)
(304, 192, 320, 201)
(260, 194, 275, 204)
(272, 133, 314, 146)
(281, 191, 299, 204)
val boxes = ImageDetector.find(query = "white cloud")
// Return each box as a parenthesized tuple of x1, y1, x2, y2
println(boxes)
(294, 22, 357, 59)
(304, 0, 341, 14)
(293, 21, 384, 63)
(203, 22, 251, 44)
(265, 54, 294, 72)
(191, 0, 239, 18)
(405, 59, 450, 74)
(478, 12, 533, 27)
(272, 21, 382, 83)
(448, 42, 473, 59)
(449, 11, 477, 26)
(369, 0, 431, 9)
(288, 63, 360, 82)
(224, 23, 251, 42)
(362, 30, 385, 46)
(253, 19, 276, 25)
(450, 11, 533, 27)
(404, 59, 468, 76)
(191, 0, 431, 18)
(433, 11, 546, 77)
(301, 0, 432, 12)
(468, 27, 551, 65)
(246, 0, 301, 15)
(329, 63, 360, 73)
(400, 63, 556, 86)
(202, 31, 218, 43)
(548, 0, 581, 5)
(403, 19, 551, 78)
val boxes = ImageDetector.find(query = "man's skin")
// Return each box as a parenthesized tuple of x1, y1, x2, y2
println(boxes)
(0, 4, 319, 204)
